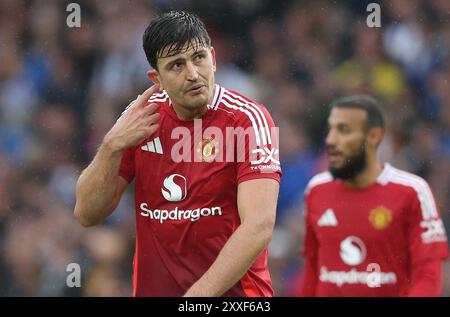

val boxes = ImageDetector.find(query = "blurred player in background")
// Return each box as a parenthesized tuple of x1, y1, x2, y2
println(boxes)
(74, 11, 281, 296)
(299, 95, 448, 296)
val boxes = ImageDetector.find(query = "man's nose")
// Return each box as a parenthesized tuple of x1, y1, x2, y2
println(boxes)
(186, 62, 199, 81)
(325, 130, 336, 146)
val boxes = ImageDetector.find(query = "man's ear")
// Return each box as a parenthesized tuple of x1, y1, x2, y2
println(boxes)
(210, 47, 217, 72)
(147, 70, 163, 91)
(368, 127, 385, 148)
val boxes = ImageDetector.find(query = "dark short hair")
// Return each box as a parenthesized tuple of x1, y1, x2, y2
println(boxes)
(329, 95, 385, 131)
(143, 11, 211, 70)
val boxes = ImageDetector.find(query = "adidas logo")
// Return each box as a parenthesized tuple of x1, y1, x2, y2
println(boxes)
(141, 137, 163, 154)
(317, 208, 338, 227)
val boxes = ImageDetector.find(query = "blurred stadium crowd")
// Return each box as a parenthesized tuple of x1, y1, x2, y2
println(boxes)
(0, 0, 449, 296)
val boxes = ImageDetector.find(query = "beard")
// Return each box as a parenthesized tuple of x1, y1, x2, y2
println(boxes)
(185, 93, 209, 109)
(328, 143, 367, 181)
(181, 83, 212, 109)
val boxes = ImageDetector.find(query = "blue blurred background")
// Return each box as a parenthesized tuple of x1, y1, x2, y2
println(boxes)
(0, 0, 449, 296)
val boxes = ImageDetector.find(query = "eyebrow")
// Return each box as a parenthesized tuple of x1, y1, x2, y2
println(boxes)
(164, 49, 207, 69)
(328, 121, 350, 128)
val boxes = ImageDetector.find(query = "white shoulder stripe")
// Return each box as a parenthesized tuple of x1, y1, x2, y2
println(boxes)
(215, 86, 225, 110)
(221, 99, 262, 146)
(149, 92, 169, 102)
(149, 91, 168, 99)
(224, 90, 272, 145)
(305, 172, 333, 194)
(388, 169, 438, 220)
(222, 93, 268, 145)
(388, 174, 433, 220)
(148, 97, 169, 103)
(208, 84, 222, 110)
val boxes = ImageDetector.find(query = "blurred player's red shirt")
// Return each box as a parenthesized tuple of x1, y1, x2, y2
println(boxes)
(302, 164, 448, 296)
(119, 84, 281, 296)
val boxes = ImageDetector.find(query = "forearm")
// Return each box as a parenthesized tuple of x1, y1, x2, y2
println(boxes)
(74, 85, 160, 226)
(184, 222, 272, 297)
(408, 260, 443, 297)
(74, 141, 124, 226)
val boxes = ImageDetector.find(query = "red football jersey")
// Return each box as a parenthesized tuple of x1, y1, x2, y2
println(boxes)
(119, 84, 281, 296)
(302, 163, 449, 296)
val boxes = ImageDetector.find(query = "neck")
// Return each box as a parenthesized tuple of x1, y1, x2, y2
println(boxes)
(173, 105, 208, 120)
(345, 155, 383, 188)
(172, 85, 216, 121)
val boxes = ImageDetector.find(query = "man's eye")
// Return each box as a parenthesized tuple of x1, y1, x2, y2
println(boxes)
(194, 54, 205, 61)
(339, 126, 350, 133)
(172, 62, 182, 70)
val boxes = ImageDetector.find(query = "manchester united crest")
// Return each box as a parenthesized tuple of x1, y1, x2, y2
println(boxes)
(369, 206, 393, 230)
(197, 138, 218, 162)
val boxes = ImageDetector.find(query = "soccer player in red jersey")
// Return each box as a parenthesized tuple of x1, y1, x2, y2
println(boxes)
(74, 11, 281, 297)
(299, 95, 448, 297)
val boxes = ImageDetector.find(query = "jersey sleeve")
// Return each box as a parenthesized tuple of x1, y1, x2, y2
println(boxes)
(408, 260, 443, 296)
(118, 147, 136, 183)
(302, 188, 319, 259)
(407, 180, 449, 264)
(235, 104, 282, 184)
(299, 188, 319, 296)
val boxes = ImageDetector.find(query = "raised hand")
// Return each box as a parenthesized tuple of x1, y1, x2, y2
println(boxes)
(104, 84, 162, 152)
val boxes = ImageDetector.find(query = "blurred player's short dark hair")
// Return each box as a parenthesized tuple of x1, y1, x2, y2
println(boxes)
(330, 95, 385, 131)
(143, 11, 211, 70)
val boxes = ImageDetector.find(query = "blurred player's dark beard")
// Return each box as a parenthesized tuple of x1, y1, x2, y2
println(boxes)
(329, 142, 367, 181)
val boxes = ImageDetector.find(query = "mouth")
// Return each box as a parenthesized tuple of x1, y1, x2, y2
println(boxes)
(327, 150, 343, 162)
(186, 84, 206, 94)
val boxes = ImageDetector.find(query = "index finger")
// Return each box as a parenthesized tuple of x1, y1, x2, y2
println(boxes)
(134, 84, 161, 108)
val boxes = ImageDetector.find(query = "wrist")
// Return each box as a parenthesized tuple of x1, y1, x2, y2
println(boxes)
(100, 137, 125, 157)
